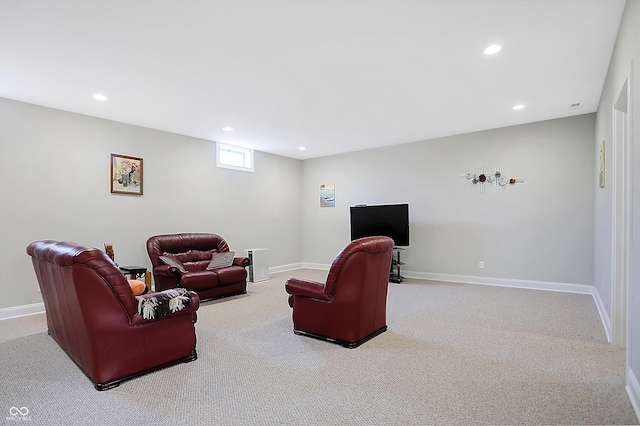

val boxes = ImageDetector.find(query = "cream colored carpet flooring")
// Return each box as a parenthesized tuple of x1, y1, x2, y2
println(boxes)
(1, 269, 637, 425)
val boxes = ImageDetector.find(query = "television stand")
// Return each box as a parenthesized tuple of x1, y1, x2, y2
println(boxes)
(390, 247, 405, 283)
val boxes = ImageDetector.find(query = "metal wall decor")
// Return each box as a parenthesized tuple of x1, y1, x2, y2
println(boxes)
(460, 166, 523, 194)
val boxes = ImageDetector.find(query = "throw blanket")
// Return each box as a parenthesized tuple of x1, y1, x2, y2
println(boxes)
(136, 288, 192, 320)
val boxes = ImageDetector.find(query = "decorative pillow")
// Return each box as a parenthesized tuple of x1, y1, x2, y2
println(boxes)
(127, 279, 146, 296)
(136, 288, 193, 320)
(158, 255, 187, 273)
(206, 251, 235, 270)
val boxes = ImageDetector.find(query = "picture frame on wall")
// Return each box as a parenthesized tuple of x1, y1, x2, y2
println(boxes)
(320, 184, 335, 207)
(111, 153, 143, 195)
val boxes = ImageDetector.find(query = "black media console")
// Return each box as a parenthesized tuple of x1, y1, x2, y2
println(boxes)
(390, 247, 404, 283)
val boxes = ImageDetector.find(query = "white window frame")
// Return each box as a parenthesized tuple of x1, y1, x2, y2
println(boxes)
(216, 142, 254, 172)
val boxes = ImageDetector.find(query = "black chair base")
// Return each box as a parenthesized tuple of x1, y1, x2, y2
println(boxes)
(94, 350, 198, 391)
(293, 326, 387, 349)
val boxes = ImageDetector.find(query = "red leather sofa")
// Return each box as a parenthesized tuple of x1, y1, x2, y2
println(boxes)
(285, 236, 395, 348)
(146, 233, 250, 301)
(26, 240, 200, 390)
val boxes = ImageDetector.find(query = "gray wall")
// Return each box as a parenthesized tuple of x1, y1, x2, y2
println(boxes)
(303, 114, 596, 287)
(594, 0, 639, 409)
(0, 98, 303, 310)
(1, 98, 598, 313)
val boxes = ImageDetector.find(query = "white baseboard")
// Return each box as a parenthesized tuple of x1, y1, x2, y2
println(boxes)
(294, 266, 596, 295)
(627, 368, 640, 422)
(268, 262, 304, 274)
(591, 287, 612, 343)
(0, 302, 44, 321)
(295, 266, 596, 295)
(404, 270, 594, 294)
(301, 262, 331, 270)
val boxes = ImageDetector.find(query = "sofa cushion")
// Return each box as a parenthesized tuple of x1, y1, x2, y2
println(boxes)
(158, 255, 187, 273)
(206, 251, 235, 270)
(213, 266, 247, 286)
(181, 271, 220, 290)
(136, 288, 193, 320)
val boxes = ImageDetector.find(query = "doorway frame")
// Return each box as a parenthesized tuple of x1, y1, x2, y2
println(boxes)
(610, 61, 633, 369)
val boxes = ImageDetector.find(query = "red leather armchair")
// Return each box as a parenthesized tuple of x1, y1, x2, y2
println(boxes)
(146, 233, 250, 301)
(26, 240, 200, 390)
(285, 236, 395, 348)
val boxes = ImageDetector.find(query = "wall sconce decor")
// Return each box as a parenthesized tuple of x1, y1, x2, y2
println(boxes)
(460, 166, 524, 194)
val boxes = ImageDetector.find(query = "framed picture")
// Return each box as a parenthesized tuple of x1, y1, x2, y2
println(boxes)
(111, 153, 143, 195)
(320, 184, 335, 207)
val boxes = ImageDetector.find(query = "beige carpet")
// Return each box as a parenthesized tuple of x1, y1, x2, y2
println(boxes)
(1, 269, 637, 425)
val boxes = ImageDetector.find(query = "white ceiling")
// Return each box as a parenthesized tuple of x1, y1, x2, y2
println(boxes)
(0, 0, 626, 160)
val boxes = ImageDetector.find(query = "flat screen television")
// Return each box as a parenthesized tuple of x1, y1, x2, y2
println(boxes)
(350, 204, 409, 246)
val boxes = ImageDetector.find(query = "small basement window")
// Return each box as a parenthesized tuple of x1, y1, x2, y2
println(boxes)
(216, 142, 254, 172)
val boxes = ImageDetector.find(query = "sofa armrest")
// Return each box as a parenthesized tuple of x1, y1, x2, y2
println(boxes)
(153, 264, 182, 277)
(233, 256, 250, 267)
(285, 278, 330, 301)
(132, 288, 200, 323)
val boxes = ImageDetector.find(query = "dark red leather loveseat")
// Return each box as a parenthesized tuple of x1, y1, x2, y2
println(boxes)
(146, 233, 250, 301)
(26, 240, 200, 390)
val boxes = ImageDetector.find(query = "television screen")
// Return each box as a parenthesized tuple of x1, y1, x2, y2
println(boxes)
(350, 204, 409, 246)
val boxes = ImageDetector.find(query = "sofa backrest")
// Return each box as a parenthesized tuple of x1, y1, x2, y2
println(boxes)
(324, 236, 395, 298)
(27, 240, 138, 314)
(146, 233, 230, 267)
(26, 240, 139, 368)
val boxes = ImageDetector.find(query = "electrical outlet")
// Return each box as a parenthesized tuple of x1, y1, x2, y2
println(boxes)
(479, 261, 485, 269)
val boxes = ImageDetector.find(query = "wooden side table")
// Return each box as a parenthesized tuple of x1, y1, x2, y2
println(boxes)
(119, 266, 151, 291)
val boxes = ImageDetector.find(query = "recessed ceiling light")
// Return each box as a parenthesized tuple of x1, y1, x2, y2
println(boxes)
(512, 104, 525, 110)
(222, 127, 234, 131)
(484, 45, 502, 55)
(299, 147, 307, 151)
(93, 94, 107, 101)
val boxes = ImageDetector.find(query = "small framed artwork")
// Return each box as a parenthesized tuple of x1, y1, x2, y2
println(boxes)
(599, 140, 605, 189)
(111, 153, 143, 195)
(320, 184, 335, 207)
